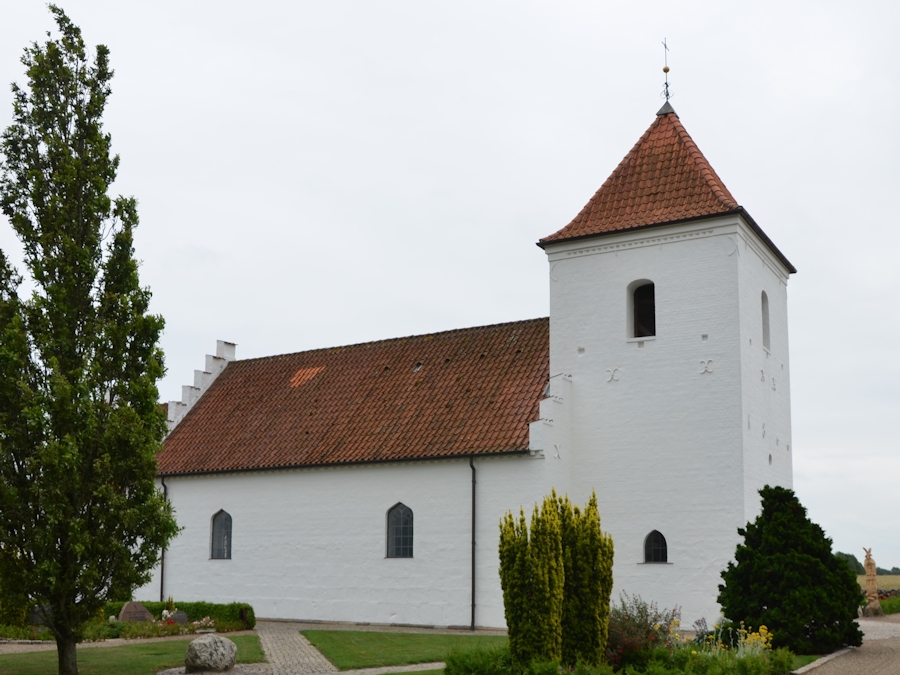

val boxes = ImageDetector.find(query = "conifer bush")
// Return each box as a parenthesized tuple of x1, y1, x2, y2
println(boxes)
(499, 495, 564, 668)
(559, 493, 614, 667)
(499, 491, 614, 669)
(717, 485, 863, 654)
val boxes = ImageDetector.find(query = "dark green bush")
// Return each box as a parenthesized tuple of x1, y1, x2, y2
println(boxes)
(102, 600, 256, 629)
(718, 486, 863, 654)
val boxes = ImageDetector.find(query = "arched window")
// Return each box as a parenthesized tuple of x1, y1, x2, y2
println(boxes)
(628, 281, 656, 338)
(211, 510, 232, 559)
(644, 530, 667, 563)
(761, 291, 770, 351)
(387, 503, 413, 558)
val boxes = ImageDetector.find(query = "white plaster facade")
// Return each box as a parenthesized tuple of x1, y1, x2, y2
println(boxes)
(530, 213, 793, 624)
(140, 112, 794, 628)
(140, 212, 792, 628)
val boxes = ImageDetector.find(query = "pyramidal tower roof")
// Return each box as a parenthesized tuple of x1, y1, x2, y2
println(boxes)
(542, 104, 746, 242)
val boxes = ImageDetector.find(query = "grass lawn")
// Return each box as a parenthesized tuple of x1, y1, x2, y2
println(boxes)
(301, 630, 507, 670)
(792, 654, 821, 670)
(0, 634, 265, 675)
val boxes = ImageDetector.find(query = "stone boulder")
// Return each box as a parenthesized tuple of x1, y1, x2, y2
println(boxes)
(185, 634, 237, 673)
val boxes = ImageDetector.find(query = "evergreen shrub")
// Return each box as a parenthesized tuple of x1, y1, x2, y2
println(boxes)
(499, 491, 613, 669)
(102, 600, 256, 629)
(499, 495, 564, 668)
(718, 485, 863, 654)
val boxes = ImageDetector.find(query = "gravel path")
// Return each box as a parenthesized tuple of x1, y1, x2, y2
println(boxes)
(796, 615, 900, 675)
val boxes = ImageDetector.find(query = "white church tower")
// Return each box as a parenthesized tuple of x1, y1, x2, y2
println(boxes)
(530, 102, 796, 623)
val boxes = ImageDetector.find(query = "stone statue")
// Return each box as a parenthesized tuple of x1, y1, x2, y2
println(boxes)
(862, 547, 884, 617)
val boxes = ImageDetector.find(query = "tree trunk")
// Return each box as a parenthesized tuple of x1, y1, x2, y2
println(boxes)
(56, 635, 78, 675)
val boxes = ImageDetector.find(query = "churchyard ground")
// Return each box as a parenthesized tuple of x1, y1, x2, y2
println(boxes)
(301, 630, 507, 670)
(0, 635, 265, 675)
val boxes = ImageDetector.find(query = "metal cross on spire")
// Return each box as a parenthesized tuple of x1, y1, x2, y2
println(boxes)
(661, 38, 671, 101)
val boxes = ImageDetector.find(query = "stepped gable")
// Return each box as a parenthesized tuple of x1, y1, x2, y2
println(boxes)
(541, 106, 741, 245)
(157, 318, 550, 476)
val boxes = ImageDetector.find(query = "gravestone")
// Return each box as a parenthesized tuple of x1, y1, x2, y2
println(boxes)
(118, 601, 154, 623)
(172, 609, 189, 625)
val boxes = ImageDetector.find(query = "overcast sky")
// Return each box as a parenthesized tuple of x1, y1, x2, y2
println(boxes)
(1, 1, 898, 571)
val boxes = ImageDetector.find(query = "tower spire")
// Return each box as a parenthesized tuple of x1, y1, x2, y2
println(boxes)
(657, 39, 677, 116)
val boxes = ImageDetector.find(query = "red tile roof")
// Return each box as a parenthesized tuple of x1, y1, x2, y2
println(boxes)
(157, 319, 550, 476)
(541, 109, 740, 244)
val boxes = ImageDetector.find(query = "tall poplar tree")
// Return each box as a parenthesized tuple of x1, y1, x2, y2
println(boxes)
(0, 7, 179, 675)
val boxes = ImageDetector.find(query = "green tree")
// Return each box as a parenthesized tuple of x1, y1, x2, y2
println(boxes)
(834, 551, 864, 575)
(718, 485, 863, 654)
(0, 7, 179, 674)
(558, 492, 614, 667)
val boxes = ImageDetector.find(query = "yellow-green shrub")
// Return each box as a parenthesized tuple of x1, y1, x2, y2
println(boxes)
(499, 491, 614, 669)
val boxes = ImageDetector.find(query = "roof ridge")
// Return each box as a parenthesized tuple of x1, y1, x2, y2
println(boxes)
(233, 316, 550, 365)
(667, 114, 738, 210)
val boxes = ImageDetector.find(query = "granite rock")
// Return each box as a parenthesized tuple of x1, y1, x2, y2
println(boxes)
(185, 634, 237, 673)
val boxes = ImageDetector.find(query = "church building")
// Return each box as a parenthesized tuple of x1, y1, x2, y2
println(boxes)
(143, 103, 796, 628)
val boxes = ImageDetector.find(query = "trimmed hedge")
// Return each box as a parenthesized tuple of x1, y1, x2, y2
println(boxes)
(103, 601, 256, 629)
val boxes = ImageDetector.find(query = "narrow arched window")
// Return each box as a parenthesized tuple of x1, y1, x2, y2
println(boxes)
(632, 282, 656, 338)
(644, 530, 667, 563)
(211, 510, 232, 559)
(387, 503, 413, 558)
(761, 291, 770, 351)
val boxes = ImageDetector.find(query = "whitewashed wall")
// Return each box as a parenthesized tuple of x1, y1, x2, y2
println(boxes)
(139, 454, 547, 628)
(737, 222, 793, 523)
(536, 214, 793, 625)
(139, 215, 794, 629)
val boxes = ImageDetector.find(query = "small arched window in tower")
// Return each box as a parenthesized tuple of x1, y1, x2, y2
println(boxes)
(211, 510, 232, 559)
(644, 530, 667, 563)
(632, 282, 656, 337)
(387, 503, 413, 558)
(761, 291, 770, 351)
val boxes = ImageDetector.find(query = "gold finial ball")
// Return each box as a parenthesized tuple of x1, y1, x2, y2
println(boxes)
(663, 66, 670, 73)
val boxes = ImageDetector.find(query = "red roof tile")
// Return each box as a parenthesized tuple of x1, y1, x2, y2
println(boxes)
(157, 319, 550, 476)
(541, 110, 740, 244)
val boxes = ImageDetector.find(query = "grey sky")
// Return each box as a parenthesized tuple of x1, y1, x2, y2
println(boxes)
(1, 1, 898, 571)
